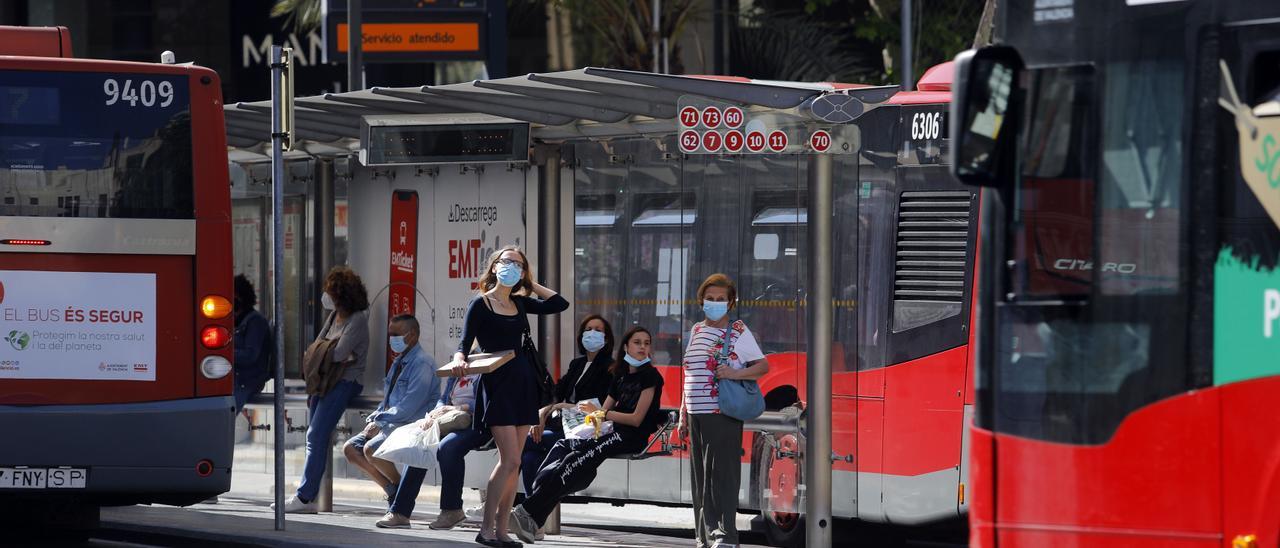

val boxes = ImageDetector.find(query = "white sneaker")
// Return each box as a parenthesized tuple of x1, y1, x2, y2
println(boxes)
(534, 526, 545, 541)
(270, 495, 318, 514)
(464, 504, 485, 522)
(375, 512, 411, 529)
(510, 505, 538, 544)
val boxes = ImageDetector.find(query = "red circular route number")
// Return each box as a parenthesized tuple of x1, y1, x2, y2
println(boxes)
(809, 130, 832, 153)
(680, 130, 700, 153)
(746, 131, 766, 153)
(723, 107, 745, 129)
(702, 130, 723, 153)
(700, 106, 722, 129)
(724, 130, 744, 152)
(768, 130, 789, 152)
(679, 106, 699, 128)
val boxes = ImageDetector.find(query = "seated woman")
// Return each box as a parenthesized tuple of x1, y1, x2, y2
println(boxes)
(509, 326, 665, 544)
(521, 315, 616, 503)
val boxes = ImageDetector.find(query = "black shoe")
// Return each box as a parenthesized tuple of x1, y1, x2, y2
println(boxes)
(475, 534, 506, 548)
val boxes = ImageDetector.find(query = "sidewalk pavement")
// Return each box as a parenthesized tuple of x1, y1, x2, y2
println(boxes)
(100, 496, 698, 548)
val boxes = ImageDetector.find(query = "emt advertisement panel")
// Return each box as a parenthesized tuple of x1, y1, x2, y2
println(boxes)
(0, 270, 156, 381)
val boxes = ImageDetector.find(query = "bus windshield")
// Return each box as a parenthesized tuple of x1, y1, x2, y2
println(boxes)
(0, 69, 193, 219)
(988, 57, 1193, 444)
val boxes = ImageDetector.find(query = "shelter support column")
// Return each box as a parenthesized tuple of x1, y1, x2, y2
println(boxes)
(805, 153, 834, 546)
(535, 144, 563, 535)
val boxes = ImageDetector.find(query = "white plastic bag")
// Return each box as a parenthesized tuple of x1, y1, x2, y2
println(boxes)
(566, 419, 613, 440)
(559, 398, 601, 433)
(373, 421, 441, 470)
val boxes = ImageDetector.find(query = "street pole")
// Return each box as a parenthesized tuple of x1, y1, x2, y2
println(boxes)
(901, 0, 914, 92)
(269, 44, 288, 532)
(805, 153, 834, 546)
(347, 0, 363, 91)
(536, 145, 562, 534)
(651, 0, 661, 73)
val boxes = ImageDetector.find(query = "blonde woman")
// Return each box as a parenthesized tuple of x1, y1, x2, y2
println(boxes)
(678, 273, 769, 548)
(449, 245, 568, 547)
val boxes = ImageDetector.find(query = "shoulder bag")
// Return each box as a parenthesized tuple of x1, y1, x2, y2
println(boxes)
(715, 320, 766, 421)
(514, 298, 557, 407)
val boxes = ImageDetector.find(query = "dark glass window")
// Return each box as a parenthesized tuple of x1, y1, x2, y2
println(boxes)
(985, 61, 1192, 444)
(0, 69, 193, 219)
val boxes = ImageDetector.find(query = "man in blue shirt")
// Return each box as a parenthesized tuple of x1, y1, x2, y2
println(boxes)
(344, 314, 440, 499)
(232, 275, 272, 413)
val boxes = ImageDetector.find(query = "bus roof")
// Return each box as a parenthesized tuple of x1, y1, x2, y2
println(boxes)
(0, 25, 73, 58)
(224, 62, 953, 153)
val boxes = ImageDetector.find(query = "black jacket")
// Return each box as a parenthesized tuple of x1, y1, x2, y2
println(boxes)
(555, 352, 614, 407)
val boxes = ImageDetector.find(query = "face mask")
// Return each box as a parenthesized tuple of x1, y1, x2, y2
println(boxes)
(496, 263, 522, 287)
(321, 292, 335, 310)
(623, 353, 650, 366)
(389, 335, 408, 354)
(581, 330, 606, 353)
(703, 300, 729, 321)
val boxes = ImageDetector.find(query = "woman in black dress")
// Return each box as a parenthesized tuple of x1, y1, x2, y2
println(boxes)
(450, 245, 568, 547)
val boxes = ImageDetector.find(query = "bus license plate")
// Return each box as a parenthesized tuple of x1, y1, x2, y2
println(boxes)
(0, 467, 88, 489)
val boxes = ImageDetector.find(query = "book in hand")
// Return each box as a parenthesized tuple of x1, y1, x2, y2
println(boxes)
(436, 350, 515, 377)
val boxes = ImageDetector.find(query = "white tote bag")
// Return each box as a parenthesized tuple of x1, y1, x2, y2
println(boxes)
(373, 421, 442, 471)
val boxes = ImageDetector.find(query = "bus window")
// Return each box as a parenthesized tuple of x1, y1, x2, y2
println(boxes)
(1, 70, 193, 219)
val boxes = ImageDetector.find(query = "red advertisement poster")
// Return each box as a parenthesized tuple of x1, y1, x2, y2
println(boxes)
(387, 190, 418, 371)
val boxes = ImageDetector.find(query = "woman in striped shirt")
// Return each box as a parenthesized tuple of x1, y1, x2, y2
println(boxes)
(678, 273, 769, 548)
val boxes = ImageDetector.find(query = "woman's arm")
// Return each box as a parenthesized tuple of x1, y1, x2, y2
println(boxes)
(331, 310, 369, 364)
(519, 288, 570, 314)
(603, 389, 655, 428)
(449, 298, 482, 372)
(721, 358, 769, 381)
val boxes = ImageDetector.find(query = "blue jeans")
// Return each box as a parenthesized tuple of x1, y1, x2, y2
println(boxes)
(521, 429, 564, 496)
(296, 380, 362, 502)
(389, 427, 490, 517)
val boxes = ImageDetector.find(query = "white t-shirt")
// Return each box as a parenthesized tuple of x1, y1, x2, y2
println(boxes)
(682, 320, 765, 415)
(449, 374, 481, 411)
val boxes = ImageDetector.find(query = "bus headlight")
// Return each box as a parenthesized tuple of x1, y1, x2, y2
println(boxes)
(200, 356, 232, 379)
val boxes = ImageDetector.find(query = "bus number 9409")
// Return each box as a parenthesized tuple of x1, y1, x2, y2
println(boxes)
(103, 78, 175, 108)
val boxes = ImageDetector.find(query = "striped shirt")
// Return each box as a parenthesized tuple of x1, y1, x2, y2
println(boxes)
(682, 320, 764, 415)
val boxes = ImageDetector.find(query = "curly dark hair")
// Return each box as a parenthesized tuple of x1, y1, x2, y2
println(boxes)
(234, 274, 257, 309)
(612, 326, 652, 377)
(324, 266, 369, 313)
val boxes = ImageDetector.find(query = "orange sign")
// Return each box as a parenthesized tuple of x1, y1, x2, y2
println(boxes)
(336, 23, 480, 53)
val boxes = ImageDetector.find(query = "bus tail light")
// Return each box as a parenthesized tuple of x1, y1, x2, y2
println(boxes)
(201, 296, 232, 319)
(200, 356, 232, 379)
(200, 326, 231, 349)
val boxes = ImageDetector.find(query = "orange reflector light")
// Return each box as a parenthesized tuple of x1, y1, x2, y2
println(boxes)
(201, 295, 233, 319)
(1, 239, 51, 246)
(958, 483, 965, 504)
(201, 326, 231, 349)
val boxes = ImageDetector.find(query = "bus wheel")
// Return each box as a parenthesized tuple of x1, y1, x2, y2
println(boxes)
(755, 432, 804, 548)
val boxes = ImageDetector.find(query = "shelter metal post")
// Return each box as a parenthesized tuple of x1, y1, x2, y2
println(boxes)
(536, 145, 562, 534)
(316, 158, 336, 329)
(805, 153, 833, 546)
(270, 44, 288, 532)
(348, 0, 363, 91)
(901, 0, 914, 92)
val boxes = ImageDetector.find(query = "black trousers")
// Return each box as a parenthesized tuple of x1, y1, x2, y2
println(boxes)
(522, 430, 644, 526)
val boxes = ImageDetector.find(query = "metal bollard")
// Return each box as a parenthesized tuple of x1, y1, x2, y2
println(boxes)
(545, 505, 561, 535)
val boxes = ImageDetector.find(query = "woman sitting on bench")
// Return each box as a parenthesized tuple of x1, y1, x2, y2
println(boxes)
(509, 326, 665, 544)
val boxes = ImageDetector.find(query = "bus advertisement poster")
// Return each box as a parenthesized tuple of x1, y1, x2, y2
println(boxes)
(0, 270, 156, 381)
(388, 190, 419, 371)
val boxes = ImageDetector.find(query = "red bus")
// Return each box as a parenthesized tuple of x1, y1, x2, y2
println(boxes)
(951, 2, 1280, 546)
(0, 26, 235, 534)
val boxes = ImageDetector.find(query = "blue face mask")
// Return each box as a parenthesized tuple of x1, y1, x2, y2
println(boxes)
(496, 263, 522, 287)
(623, 353, 650, 366)
(581, 330, 606, 353)
(389, 336, 408, 354)
(703, 300, 729, 321)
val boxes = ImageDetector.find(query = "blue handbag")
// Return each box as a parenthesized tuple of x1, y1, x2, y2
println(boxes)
(714, 322, 766, 421)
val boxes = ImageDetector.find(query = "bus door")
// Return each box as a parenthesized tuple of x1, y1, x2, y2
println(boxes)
(880, 103, 975, 523)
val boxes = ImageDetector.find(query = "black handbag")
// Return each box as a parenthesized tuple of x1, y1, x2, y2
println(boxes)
(515, 299, 557, 407)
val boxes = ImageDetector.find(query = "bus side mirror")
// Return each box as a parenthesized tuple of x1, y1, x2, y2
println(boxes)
(949, 45, 1023, 187)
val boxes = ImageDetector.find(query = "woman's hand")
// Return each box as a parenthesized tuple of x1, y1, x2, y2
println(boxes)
(556, 402, 576, 411)
(531, 422, 545, 443)
(416, 418, 434, 431)
(715, 364, 739, 380)
(677, 408, 689, 440)
(577, 401, 601, 414)
(449, 356, 469, 377)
